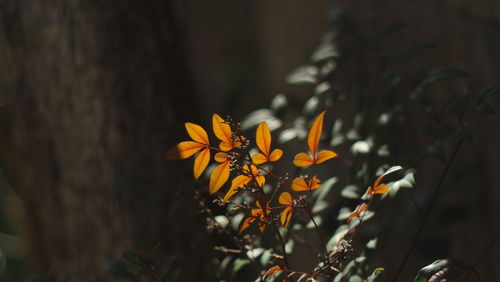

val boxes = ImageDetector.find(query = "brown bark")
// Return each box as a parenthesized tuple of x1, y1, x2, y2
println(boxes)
(0, 0, 207, 280)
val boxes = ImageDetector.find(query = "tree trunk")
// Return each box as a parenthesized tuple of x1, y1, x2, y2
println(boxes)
(0, 0, 207, 280)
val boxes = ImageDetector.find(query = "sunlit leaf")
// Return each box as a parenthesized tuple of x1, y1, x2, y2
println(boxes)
(279, 192, 293, 205)
(292, 177, 308, 191)
(256, 122, 271, 156)
(212, 113, 232, 144)
(165, 141, 205, 160)
(264, 265, 282, 279)
(269, 149, 283, 162)
(281, 207, 293, 228)
(193, 148, 210, 179)
(303, 96, 319, 117)
(347, 203, 368, 222)
(214, 152, 228, 163)
(185, 122, 209, 145)
(293, 152, 314, 167)
(209, 160, 230, 194)
(366, 267, 384, 282)
(315, 150, 338, 164)
(308, 111, 326, 156)
(279, 128, 297, 144)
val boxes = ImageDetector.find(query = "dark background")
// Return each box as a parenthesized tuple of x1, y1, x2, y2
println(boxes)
(0, 0, 499, 281)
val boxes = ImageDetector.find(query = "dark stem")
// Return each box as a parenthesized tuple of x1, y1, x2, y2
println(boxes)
(392, 138, 464, 281)
(461, 230, 500, 282)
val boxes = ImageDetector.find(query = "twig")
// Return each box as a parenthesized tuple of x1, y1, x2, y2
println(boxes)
(461, 230, 500, 282)
(392, 138, 464, 281)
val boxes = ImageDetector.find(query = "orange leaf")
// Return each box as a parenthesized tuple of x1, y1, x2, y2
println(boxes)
(212, 114, 232, 144)
(251, 152, 267, 164)
(269, 149, 283, 162)
(230, 174, 251, 190)
(255, 175, 266, 187)
(193, 148, 210, 179)
(256, 121, 271, 156)
(165, 141, 204, 159)
(308, 176, 322, 190)
(347, 203, 368, 222)
(219, 141, 233, 152)
(293, 152, 314, 167)
(214, 152, 228, 163)
(185, 122, 209, 145)
(369, 183, 388, 195)
(209, 160, 230, 194)
(307, 111, 326, 157)
(315, 150, 338, 164)
(281, 207, 293, 228)
(278, 192, 293, 205)
(239, 214, 257, 233)
(264, 265, 282, 279)
(291, 177, 308, 191)
(223, 185, 242, 202)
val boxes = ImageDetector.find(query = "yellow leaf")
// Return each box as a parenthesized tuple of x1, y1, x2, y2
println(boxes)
(278, 192, 293, 205)
(280, 207, 293, 228)
(230, 175, 251, 190)
(293, 152, 314, 167)
(308, 176, 322, 190)
(291, 177, 308, 191)
(223, 185, 241, 202)
(251, 152, 267, 164)
(269, 149, 283, 162)
(209, 160, 230, 194)
(238, 214, 257, 233)
(307, 111, 326, 157)
(193, 148, 210, 179)
(165, 141, 204, 159)
(185, 122, 209, 145)
(347, 203, 368, 222)
(212, 113, 232, 144)
(219, 141, 233, 152)
(255, 175, 265, 187)
(256, 122, 271, 156)
(214, 152, 228, 163)
(315, 150, 338, 164)
(264, 265, 282, 279)
(370, 183, 388, 195)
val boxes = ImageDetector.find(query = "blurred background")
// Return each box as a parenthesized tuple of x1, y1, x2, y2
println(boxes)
(0, 0, 499, 281)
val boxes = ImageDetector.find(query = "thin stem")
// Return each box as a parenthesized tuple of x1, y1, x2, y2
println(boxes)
(305, 208, 332, 273)
(392, 138, 464, 281)
(461, 230, 500, 282)
(273, 222, 290, 269)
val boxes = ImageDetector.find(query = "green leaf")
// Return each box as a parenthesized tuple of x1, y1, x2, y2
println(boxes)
(414, 259, 478, 282)
(278, 128, 297, 144)
(231, 258, 250, 275)
(477, 102, 495, 114)
(241, 109, 282, 131)
(441, 88, 469, 120)
(456, 121, 472, 142)
(366, 268, 385, 282)
(366, 238, 378, 250)
(426, 139, 446, 162)
(287, 65, 318, 85)
(311, 43, 339, 63)
(478, 81, 500, 105)
(303, 96, 320, 117)
(421, 67, 467, 86)
(341, 185, 361, 199)
(0, 249, 6, 274)
(271, 94, 288, 114)
(314, 81, 332, 97)
(395, 42, 435, 64)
